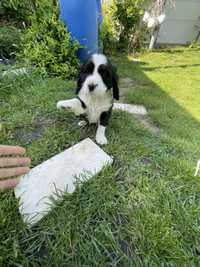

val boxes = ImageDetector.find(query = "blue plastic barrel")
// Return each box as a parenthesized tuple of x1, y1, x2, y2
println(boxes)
(97, 0, 103, 27)
(60, 0, 101, 62)
(96, 0, 103, 53)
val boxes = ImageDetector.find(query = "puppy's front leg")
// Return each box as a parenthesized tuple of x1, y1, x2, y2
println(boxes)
(96, 124, 108, 145)
(57, 98, 85, 116)
(95, 109, 112, 145)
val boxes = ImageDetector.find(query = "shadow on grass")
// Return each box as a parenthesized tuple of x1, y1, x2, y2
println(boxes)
(141, 63, 200, 71)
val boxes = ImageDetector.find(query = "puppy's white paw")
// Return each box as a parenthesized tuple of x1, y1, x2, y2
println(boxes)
(78, 120, 87, 127)
(96, 134, 108, 145)
(57, 99, 85, 116)
(56, 100, 71, 110)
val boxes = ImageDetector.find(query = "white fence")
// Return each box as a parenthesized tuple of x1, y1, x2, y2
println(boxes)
(157, 0, 200, 44)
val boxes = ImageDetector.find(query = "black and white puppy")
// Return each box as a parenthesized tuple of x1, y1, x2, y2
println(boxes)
(57, 54, 119, 145)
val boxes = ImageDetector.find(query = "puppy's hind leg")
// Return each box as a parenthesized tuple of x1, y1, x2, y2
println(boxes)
(95, 108, 112, 145)
(57, 98, 86, 116)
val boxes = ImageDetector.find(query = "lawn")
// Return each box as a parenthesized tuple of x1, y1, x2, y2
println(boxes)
(0, 47, 200, 266)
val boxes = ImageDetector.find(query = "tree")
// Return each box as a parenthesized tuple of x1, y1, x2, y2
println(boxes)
(111, 0, 145, 52)
(143, 0, 175, 50)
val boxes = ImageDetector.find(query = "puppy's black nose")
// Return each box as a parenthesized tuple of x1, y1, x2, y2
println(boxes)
(88, 84, 96, 92)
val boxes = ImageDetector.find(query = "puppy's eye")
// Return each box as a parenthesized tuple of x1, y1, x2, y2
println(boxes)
(98, 64, 110, 76)
(98, 64, 107, 71)
(98, 64, 112, 77)
(83, 62, 95, 74)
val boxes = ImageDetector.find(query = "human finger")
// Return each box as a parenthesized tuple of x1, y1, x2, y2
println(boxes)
(0, 157, 31, 168)
(0, 177, 20, 191)
(0, 146, 26, 156)
(0, 167, 30, 179)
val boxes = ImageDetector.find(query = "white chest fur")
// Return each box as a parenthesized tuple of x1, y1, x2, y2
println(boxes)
(79, 90, 113, 123)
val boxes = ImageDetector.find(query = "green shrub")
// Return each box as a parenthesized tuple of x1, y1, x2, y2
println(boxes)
(0, 26, 22, 58)
(111, 0, 145, 52)
(19, 0, 80, 79)
(100, 3, 117, 55)
(0, 0, 35, 24)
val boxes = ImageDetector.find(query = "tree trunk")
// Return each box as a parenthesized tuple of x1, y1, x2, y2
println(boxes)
(149, 26, 159, 50)
(195, 31, 200, 43)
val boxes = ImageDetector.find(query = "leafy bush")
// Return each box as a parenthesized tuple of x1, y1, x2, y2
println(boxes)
(0, 26, 22, 58)
(111, 0, 146, 52)
(19, 0, 80, 79)
(0, 0, 35, 25)
(100, 3, 117, 55)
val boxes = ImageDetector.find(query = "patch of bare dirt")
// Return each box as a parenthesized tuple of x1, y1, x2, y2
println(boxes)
(118, 77, 160, 134)
(134, 114, 160, 135)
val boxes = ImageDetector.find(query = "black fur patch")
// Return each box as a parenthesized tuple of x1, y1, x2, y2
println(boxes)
(100, 107, 112, 126)
(98, 64, 113, 89)
(76, 61, 95, 94)
(76, 96, 87, 109)
(98, 63, 119, 100)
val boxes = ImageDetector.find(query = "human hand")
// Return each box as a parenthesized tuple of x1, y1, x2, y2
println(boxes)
(0, 146, 31, 191)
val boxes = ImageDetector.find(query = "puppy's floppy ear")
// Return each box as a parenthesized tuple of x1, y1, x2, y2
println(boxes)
(111, 64, 119, 100)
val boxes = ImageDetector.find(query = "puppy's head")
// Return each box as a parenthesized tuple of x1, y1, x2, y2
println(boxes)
(77, 54, 119, 100)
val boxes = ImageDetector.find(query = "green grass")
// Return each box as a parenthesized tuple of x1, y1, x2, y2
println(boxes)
(1, 47, 200, 266)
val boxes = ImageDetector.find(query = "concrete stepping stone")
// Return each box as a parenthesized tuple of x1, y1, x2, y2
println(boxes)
(15, 138, 113, 225)
(113, 103, 147, 115)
